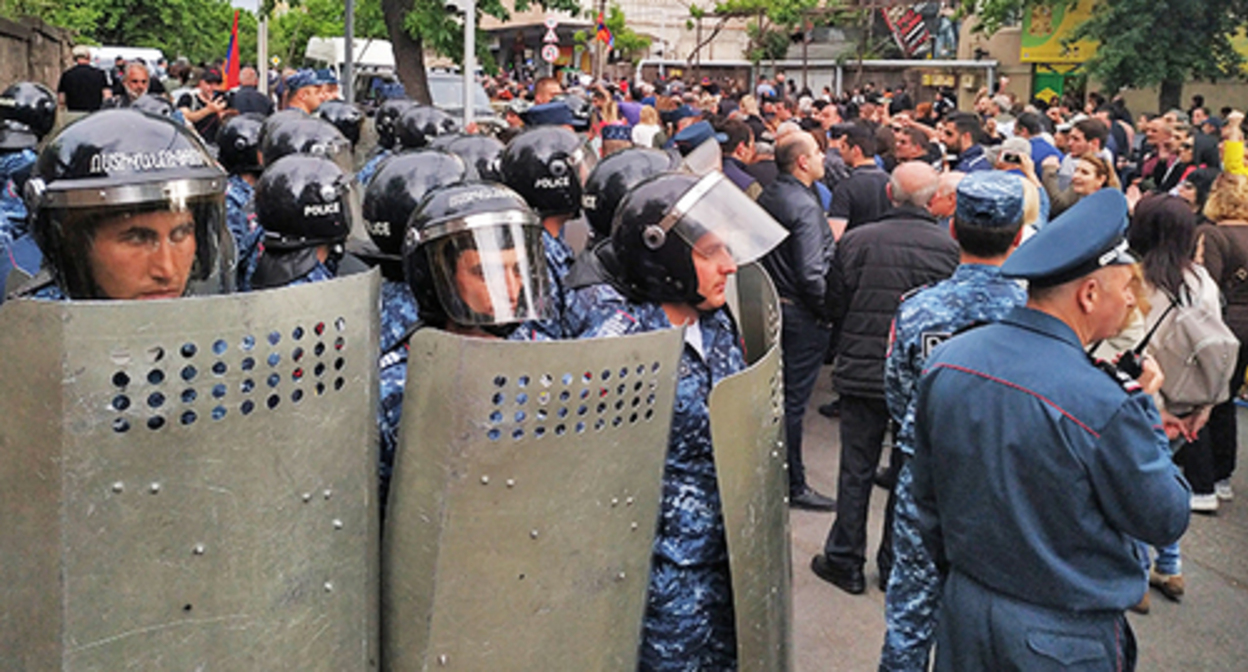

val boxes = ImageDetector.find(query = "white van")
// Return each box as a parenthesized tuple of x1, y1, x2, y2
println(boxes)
(88, 45, 165, 72)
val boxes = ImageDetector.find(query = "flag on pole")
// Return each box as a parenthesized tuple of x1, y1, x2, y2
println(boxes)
(596, 12, 613, 49)
(224, 10, 241, 89)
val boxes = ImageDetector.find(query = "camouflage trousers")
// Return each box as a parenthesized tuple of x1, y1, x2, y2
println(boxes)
(879, 459, 942, 672)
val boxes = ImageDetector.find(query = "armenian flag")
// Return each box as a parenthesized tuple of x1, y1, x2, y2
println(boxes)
(224, 10, 240, 89)
(596, 12, 613, 49)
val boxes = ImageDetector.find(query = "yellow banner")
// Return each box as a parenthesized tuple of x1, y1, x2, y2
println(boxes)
(1020, 0, 1098, 63)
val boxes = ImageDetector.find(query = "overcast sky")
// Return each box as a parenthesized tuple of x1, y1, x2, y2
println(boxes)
(231, 0, 259, 13)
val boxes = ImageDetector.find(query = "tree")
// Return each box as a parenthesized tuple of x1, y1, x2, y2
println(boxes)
(1, 0, 259, 66)
(380, 0, 581, 105)
(573, 3, 652, 66)
(684, 0, 821, 69)
(267, 0, 387, 68)
(964, 0, 1248, 111)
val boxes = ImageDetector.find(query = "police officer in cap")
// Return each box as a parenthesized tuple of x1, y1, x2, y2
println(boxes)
(247, 154, 361, 290)
(879, 172, 1028, 671)
(562, 170, 787, 671)
(500, 125, 594, 336)
(377, 181, 552, 500)
(217, 113, 266, 287)
(15, 108, 232, 301)
(910, 189, 1191, 671)
(357, 97, 414, 186)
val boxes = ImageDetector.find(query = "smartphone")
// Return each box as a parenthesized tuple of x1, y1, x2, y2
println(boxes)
(1001, 151, 1020, 164)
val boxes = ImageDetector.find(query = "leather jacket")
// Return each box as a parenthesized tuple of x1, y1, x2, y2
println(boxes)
(758, 173, 835, 318)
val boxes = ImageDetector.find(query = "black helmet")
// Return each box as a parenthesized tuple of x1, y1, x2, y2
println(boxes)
(362, 149, 468, 257)
(25, 109, 232, 299)
(259, 108, 307, 149)
(395, 105, 459, 150)
(554, 93, 592, 131)
(442, 133, 505, 182)
(581, 147, 678, 240)
(0, 82, 56, 149)
(129, 94, 176, 118)
(608, 171, 787, 304)
(316, 99, 364, 147)
(260, 115, 353, 174)
(375, 98, 415, 150)
(403, 181, 551, 331)
(251, 154, 357, 289)
(499, 126, 592, 218)
(217, 113, 265, 175)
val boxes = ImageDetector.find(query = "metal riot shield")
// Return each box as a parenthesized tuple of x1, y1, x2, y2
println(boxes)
(709, 262, 793, 672)
(0, 271, 381, 671)
(383, 327, 685, 671)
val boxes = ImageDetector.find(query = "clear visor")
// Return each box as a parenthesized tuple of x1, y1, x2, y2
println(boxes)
(427, 223, 553, 327)
(572, 141, 598, 186)
(305, 137, 356, 176)
(667, 172, 788, 265)
(678, 138, 722, 177)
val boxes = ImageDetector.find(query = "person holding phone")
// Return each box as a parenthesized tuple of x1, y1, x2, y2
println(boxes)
(177, 69, 227, 145)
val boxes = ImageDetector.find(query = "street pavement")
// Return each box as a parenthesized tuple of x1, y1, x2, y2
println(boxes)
(789, 371, 1248, 671)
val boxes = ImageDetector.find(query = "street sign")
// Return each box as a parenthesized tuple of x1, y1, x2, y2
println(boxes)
(542, 44, 559, 63)
(544, 16, 558, 29)
(544, 28, 558, 43)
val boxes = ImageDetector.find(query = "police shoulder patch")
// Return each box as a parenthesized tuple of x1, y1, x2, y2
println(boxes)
(919, 331, 952, 358)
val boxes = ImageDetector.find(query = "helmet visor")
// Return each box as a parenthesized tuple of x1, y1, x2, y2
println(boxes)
(571, 140, 598, 186)
(427, 221, 553, 327)
(678, 138, 722, 177)
(668, 172, 787, 265)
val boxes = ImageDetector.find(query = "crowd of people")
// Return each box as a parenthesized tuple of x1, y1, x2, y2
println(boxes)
(2, 53, 1247, 670)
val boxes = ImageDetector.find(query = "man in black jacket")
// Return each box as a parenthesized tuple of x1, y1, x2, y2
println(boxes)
(811, 161, 959, 594)
(759, 132, 838, 512)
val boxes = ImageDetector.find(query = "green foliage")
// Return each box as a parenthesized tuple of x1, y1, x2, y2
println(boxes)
(1, 0, 261, 65)
(961, 0, 1248, 94)
(400, 0, 579, 71)
(573, 3, 651, 64)
(269, 0, 387, 67)
(688, 0, 822, 63)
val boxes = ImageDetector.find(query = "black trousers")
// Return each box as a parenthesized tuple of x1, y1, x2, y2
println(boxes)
(1204, 340, 1248, 487)
(822, 394, 893, 573)
(781, 303, 832, 493)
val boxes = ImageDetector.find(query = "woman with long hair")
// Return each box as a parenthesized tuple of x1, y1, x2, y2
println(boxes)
(1196, 172, 1248, 511)
(1045, 152, 1120, 218)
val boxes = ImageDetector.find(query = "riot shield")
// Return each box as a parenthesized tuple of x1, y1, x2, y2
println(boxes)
(0, 272, 381, 671)
(709, 262, 793, 672)
(383, 327, 685, 671)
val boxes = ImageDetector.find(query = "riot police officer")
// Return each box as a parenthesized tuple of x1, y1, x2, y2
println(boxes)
(394, 105, 458, 151)
(217, 113, 266, 287)
(0, 82, 56, 244)
(360, 148, 470, 355)
(562, 170, 787, 671)
(500, 125, 594, 336)
(15, 108, 232, 301)
(356, 97, 413, 186)
(316, 98, 363, 149)
(259, 115, 353, 174)
(377, 180, 552, 499)
(247, 154, 360, 290)
(440, 133, 505, 182)
(580, 146, 676, 245)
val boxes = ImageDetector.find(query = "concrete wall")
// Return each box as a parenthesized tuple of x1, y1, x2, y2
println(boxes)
(0, 17, 74, 89)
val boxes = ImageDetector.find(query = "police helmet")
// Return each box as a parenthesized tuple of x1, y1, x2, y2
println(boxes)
(581, 147, 678, 241)
(395, 105, 459, 150)
(362, 149, 469, 257)
(403, 181, 551, 331)
(251, 154, 357, 289)
(316, 99, 364, 147)
(499, 126, 592, 218)
(374, 98, 415, 150)
(608, 171, 787, 304)
(555, 93, 592, 131)
(217, 113, 265, 176)
(128, 94, 176, 118)
(25, 109, 232, 299)
(260, 115, 353, 174)
(442, 133, 506, 182)
(258, 108, 308, 157)
(0, 82, 56, 150)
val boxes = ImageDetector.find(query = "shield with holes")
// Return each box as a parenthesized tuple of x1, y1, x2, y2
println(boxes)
(0, 271, 380, 670)
(383, 326, 685, 671)
(709, 262, 793, 672)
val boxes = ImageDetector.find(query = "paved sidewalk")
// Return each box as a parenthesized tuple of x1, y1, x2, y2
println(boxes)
(790, 371, 1248, 671)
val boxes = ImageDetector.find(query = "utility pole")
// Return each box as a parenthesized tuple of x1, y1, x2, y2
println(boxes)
(446, 0, 476, 129)
(344, 0, 354, 104)
(257, 17, 268, 95)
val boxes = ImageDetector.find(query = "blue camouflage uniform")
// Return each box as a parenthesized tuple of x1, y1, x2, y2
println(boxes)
(879, 264, 1025, 672)
(0, 234, 42, 303)
(225, 174, 263, 289)
(0, 149, 37, 244)
(356, 149, 391, 187)
(532, 227, 575, 338)
(564, 282, 744, 671)
(910, 190, 1191, 671)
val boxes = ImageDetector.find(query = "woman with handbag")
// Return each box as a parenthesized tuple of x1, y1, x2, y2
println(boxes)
(1196, 173, 1248, 508)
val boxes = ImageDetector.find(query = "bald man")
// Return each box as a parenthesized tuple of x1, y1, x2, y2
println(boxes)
(928, 171, 966, 223)
(231, 66, 274, 116)
(812, 161, 960, 595)
(759, 132, 837, 511)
